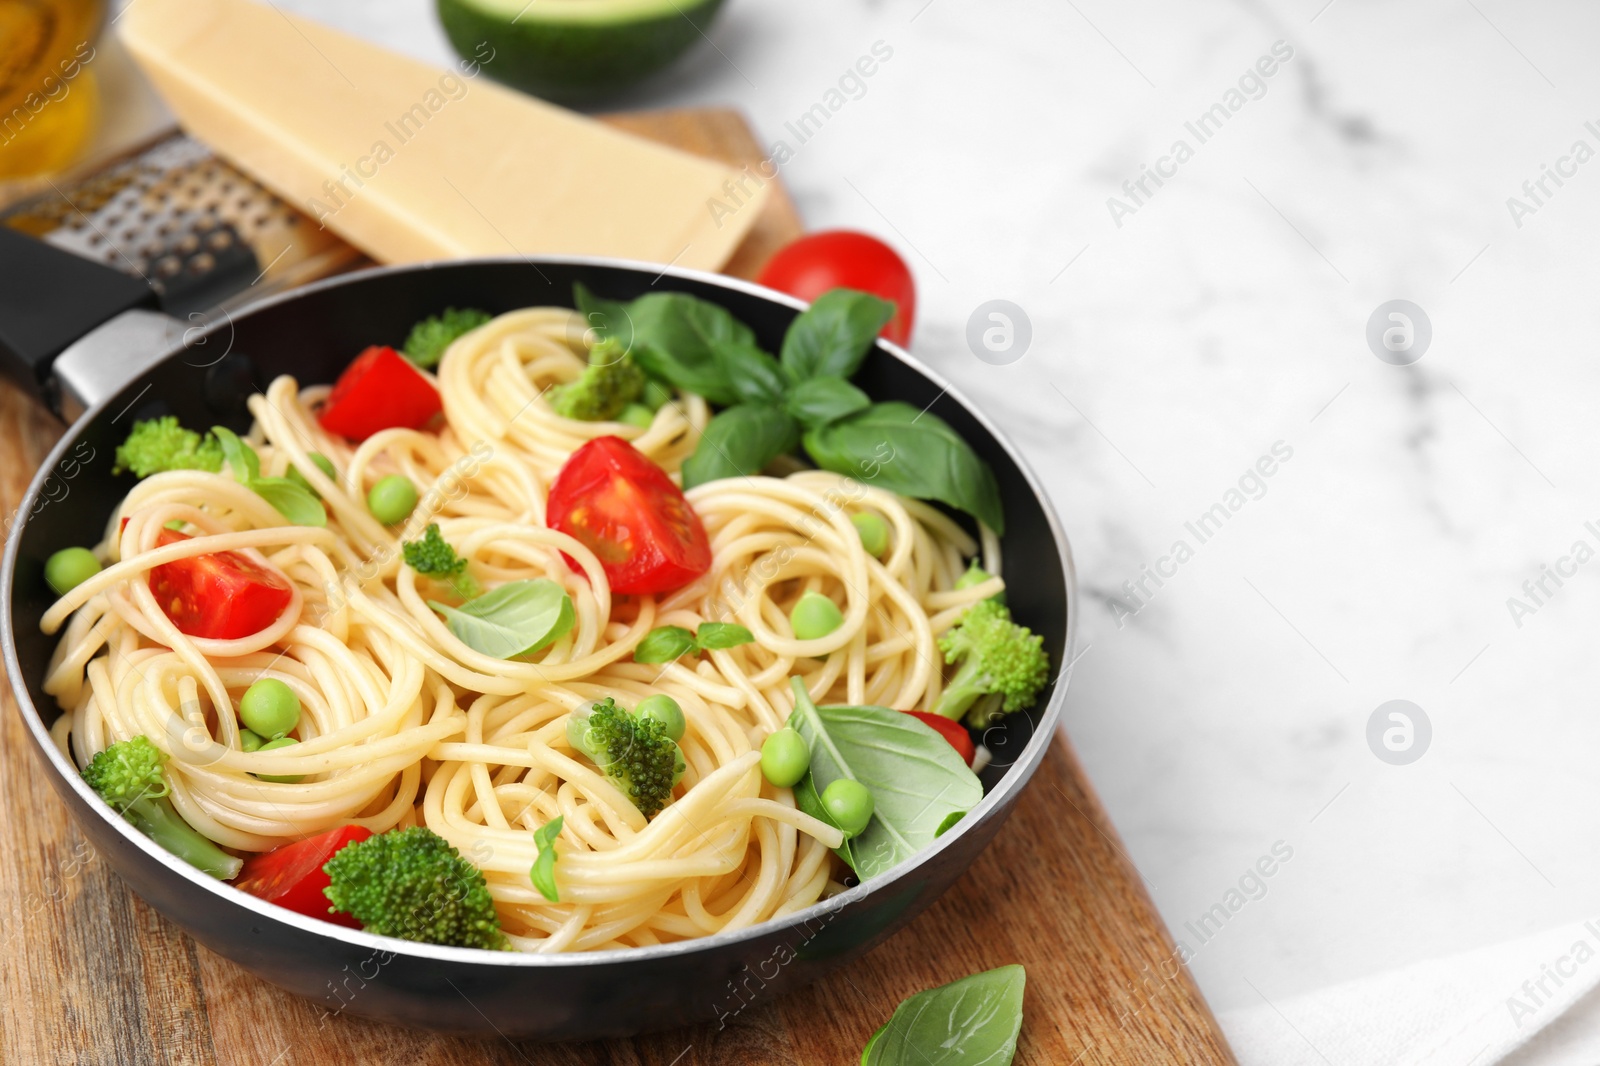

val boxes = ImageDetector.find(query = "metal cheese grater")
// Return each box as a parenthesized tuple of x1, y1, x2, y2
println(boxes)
(1, 126, 365, 320)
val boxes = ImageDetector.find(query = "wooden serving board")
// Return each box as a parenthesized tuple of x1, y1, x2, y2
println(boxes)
(0, 108, 1236, 1065)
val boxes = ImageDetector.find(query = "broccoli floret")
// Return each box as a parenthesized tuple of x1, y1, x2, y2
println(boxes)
(401, 523, 482, 600)
(82, 736, 242, 879)
(113, 416, 224, 478)
(403, 308, 492, 369)
(566, 697, 683, 818)
(547, 338, 647, 422)
(322, 826, 508, 950)
(934, 599, 1050, 728)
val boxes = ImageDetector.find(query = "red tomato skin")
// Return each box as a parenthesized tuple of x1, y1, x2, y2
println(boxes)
(547, 437, 712, 596)
(756, 231, 917, 346)
(903, 710, 976, 766)
(235, 825, 373, 928)
(148, 529, 294, 639)
(317, 346, 442, 441)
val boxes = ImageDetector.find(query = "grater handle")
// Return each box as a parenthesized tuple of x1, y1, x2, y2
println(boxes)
(0, 227, 161, 414)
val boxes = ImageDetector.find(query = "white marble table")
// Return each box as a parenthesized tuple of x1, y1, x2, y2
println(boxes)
(143, 0, 1600, 1060)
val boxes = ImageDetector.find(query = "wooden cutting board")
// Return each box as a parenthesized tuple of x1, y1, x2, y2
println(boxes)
(0, 108, 1237, 1066)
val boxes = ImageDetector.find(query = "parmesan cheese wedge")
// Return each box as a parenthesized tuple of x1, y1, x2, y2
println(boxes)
(118, 0, 767, 270)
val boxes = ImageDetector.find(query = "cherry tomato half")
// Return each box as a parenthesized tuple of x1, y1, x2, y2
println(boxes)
(903, 710, 976, 767)
(148, 529, 294, 640)
(234, 824, 372, 927)
(547, 437, 712, 596)
(757, 230, 917, 346)
(318, 345, 443, 441)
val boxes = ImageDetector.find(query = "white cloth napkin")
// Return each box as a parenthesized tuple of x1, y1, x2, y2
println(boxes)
(1220, 920, 1600, 1066)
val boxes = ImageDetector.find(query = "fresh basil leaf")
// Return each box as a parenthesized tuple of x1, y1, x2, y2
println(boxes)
(681, 404, 801, 489)
(625, 291, 759, 406)
(780, 289, 896, 384)
(249, 477, 327, 528)
(863, 966, 1026, 1066)
(573, 283, 635, 351)
(715, 339, 788, 405)
(211, 425, 260, 483)
(695, 621, 754, 650)
(787, 678, 982, 880)
(785, 376, 871, 429)
(803, 402, 1005, 535)
(935, 810, 965, 837)
(634, 625, 699, 663)
(428, 579, 575, 659)
(530, 815, 563, 902)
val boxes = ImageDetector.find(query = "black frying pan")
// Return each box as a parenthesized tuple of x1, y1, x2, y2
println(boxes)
(0, 238, 1077, 1040)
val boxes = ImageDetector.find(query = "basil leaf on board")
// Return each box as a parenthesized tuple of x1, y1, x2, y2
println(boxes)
(786, 678, 982, 880)
(248, 477, 327, 528)
(634, 625, 699, 663)
(695, 621, 754, 650)
(211, 425, 260, 483)
(681, 404, 801, 489)
(529, 815, 563, 902)
(862, 966, 1026, 1066)
(784, 376, 871, 429)
(803, 402, 1006, 535)
(428, 579, 575, 659)
(780, 289, 896, 384)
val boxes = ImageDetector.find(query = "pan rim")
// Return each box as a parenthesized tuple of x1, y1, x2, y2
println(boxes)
(0, 254, 1079, 969)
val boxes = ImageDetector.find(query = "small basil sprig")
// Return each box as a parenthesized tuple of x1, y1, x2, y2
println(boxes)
(634, 621, 755, 664)
(529, 815, 563, 902)
(212, 426, 326, 527)
(574, 284, 1005, 534)
(860, 966, 1026, 1066)
(428, 579, 575, 659)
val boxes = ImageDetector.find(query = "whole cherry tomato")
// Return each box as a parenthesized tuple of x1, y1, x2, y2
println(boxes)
(757, 230, 916, 346)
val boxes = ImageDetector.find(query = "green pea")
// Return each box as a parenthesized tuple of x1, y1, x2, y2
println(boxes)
(789, 591, 843, 640)
(851, 512, 889, 558)
(641, 379, 674, 412)
(287, 452, 338, 498)
(821, 778, 874, 837)
(239, 677, 300, 739)
(367, 475, 418, 525)
(44, 547, 99, 596)
(617, 403, 655, 429)
(635, 694, 685, 741)
(254, 736, 304, 783)
(760, 727, 810, 788)
(239, 729, 265, 753)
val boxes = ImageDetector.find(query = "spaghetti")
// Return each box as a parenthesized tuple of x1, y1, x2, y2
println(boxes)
(39, 307, 1002, 951)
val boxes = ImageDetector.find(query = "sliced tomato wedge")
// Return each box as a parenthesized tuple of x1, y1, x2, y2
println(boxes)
(547, 436, 712, 596)
(903, 710, 976, 767)
(317, 345, 442, 441)
(235, 825, 372, 927)
(148, 528, 294, 639)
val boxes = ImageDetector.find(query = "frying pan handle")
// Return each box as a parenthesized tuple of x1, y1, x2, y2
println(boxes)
(0, 226, 169, 417)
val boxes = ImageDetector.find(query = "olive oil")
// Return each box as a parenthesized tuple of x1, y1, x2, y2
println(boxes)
(0, 0, 101, 178)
